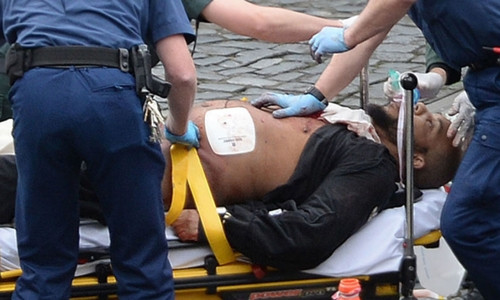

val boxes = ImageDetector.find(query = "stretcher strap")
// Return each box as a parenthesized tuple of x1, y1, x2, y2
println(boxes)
(0, 269, 22, 279)
(167, 144, 235, 265)
(414, 230, 442, 246)
(165, 144, 188, 225)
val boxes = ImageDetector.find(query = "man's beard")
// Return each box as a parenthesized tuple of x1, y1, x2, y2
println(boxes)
(366, 103, 398, 145)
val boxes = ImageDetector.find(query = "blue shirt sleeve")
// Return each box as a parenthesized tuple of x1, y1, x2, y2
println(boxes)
(148, 0, 195, 45)
(1, 0, 195, 49)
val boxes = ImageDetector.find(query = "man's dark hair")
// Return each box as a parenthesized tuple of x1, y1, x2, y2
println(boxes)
(413, 143, 461, 189)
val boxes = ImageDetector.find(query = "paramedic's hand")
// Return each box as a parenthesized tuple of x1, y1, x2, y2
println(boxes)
(309, 26, 350, 63)
(251, 92, 326, 118)
(384, 71, 445, 100)
(165, 121, 200, 148)
(447, 91, 475, 149)
(172, 209, 200, 242)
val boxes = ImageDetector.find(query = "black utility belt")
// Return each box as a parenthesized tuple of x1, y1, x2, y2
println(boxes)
(468, 57, 500, 71)
(5, 44, 170, 98)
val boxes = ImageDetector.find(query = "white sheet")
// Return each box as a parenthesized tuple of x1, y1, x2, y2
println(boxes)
(0, 119, 14, 154)
(0, 188, 446, 277)
(306, 188, 445, 277)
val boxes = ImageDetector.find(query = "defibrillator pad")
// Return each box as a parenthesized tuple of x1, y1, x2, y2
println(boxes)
(204, 107, 256, 155)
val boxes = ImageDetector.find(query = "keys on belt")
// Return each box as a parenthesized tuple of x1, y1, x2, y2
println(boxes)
(143, 94, 165, 143)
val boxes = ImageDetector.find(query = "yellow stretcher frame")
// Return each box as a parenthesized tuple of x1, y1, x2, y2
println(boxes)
(0, 240, 439, 300)
(0, 144, 441, 300)
(0, 261, 403, 300)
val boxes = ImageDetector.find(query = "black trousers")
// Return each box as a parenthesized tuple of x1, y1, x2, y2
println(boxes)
(223, 124, 399, 270)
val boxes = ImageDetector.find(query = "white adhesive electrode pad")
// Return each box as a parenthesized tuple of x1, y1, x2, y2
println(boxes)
(204, 107, 256, 155)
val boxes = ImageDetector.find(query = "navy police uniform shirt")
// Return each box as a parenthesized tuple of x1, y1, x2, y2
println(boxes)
(409, 0, 500, 70)
(0, 0, 194, 49)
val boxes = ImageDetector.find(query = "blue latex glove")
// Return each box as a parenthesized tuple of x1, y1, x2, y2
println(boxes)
(165, 120, 200, 148)
(251, 92, 326, 118)
(309, 26, 349, 63)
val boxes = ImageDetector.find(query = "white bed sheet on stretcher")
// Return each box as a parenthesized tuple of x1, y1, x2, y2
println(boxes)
(0, 188, 446, 277)
(0, 119, 14, 155)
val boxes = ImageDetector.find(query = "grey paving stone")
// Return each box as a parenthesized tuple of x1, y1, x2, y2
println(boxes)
(161, 0, 463, 112)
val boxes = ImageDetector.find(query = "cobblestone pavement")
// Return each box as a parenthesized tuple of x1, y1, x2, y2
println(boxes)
(155, 0, 464, 114)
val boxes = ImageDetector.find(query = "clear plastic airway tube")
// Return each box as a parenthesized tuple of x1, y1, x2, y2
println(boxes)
(389, 70, 421, 105)
(389, 69, 420, 185)
(391, 73, 422, 184)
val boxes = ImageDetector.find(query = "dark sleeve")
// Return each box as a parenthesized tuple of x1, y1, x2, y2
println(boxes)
(425, 43, 461, 85)
(0, 154, 17, 224)
(0, 155, 105, 224)
(182, 0, 213, 21)
(223, 128, 398, 270)
(78, 169, 106, 225)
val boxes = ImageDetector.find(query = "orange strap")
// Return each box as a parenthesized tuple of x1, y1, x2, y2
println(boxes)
(166, 144, 235, 265)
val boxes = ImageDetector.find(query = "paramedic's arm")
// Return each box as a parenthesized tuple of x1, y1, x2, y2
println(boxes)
(314, 30, 388, 101)
(383, 44, 460, 99)
(384, 44, 460, 100)
(200, 0, 342, 43)
(425, 43, 461, 86)
(308, 0, 413, 62)
(252, 30, 388, 118)
(156, 35, 199, 147)
(343, 0, 415, 49)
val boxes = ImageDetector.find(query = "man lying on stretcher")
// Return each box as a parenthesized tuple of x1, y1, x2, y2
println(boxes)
(163, 99, 466, 270)
(0, 100, 465, 270)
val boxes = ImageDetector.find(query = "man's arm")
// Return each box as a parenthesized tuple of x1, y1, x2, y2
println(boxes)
(307, 0, 415, 62)
(383, 44, 460, 101)
(314, 30, 388, 101)
(250, 0, 417, 118)
(155, 34, 198, 144)
(425, 44, 461, 86)
(251, 29, 388, 118)
(343, 0, 415, 48)
(200, 0, 342, 43)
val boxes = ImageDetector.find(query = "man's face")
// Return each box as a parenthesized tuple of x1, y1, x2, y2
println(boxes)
(367, 101, 455, 153)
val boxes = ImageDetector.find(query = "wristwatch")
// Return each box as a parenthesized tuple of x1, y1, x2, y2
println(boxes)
(305, 86, 328, 105)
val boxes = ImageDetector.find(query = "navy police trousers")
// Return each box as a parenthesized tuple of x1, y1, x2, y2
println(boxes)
(441, 68, 500, 300)
(10, 67, 174, 299)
